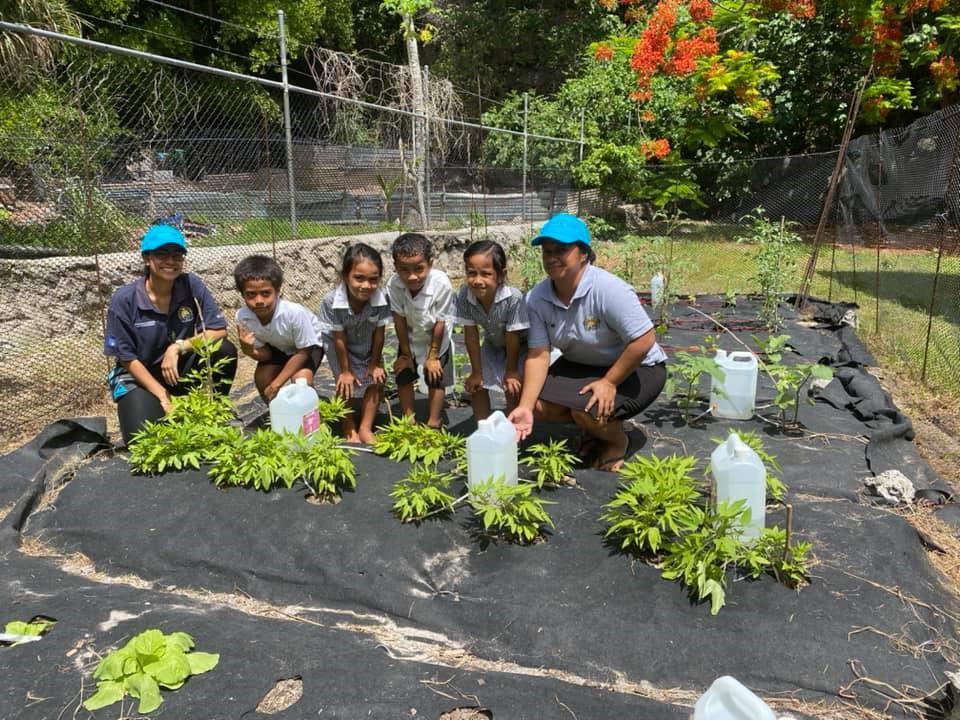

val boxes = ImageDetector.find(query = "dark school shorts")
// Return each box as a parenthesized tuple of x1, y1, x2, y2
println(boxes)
(537, 356, 666, 421)
(395, 350, 454, 390)
(260, 345, 324, 373)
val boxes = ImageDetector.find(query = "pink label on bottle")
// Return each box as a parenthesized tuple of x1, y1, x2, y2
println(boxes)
(301, 409, 320, 435)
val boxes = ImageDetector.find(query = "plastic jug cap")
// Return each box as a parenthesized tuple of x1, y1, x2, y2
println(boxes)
(728, 432, 752, 458)
(295, 378, 306, 386)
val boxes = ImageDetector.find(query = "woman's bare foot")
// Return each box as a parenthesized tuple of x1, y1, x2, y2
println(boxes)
(594, 430, 630, 473)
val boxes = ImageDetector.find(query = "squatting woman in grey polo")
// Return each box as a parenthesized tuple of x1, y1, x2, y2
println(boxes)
(507, 213, 667, 472)
(104, 224, 238, 445)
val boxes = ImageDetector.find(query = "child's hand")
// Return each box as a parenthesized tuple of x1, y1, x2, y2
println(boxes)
(424, 357, 442, 383)
(236, 322, 256, 348)
(465, 371, 484, 394)
(263, 382, 282, 402)
(368, 365, 387, 385)
(503, 370, 522, 400)
(393, 354, 413, 374)
(336, 370, 359, 399)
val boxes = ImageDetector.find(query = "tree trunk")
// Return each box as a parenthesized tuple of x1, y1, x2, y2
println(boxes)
(403, 17, 428, 229)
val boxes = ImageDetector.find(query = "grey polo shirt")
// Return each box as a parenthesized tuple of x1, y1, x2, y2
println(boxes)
(526, 264, 668, 367)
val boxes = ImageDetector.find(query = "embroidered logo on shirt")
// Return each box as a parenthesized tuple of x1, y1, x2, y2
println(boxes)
(178, 306, 194, 323)
(584, 316, 600, 330)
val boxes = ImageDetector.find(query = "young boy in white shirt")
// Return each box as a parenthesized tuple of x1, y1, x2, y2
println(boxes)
(234, 255, 324, 402)
(386, 233, 454, 428)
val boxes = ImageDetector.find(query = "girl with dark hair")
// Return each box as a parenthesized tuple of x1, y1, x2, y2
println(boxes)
(318, 243, 390, 443)
(104, 224, 237, 446)
(454, 239, 530, 420)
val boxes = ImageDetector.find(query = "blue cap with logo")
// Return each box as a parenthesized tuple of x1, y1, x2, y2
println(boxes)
(140, 224, 187, 254)
(531, 213, 591, 247)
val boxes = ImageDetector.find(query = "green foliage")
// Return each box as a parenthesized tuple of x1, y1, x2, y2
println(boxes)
(660, 500, 749, 616)
(372, 415, 466, 466)
(391, 463, 457, 522)
(645, 236, 693, 325)
(207, 429, 302, 491)
(507, 242, 544, 292)
(291, 427, 357, 500)
(3, 617, 55, 645)
(519, 438, 578, 488)
(318, 395, 352, 425)
(601, 455, 702, 554)
(82, 629, 218, 715)
(468, 479, 554, 544)
(664, 350, 725, 424)
(165, 387, 235, 428)
(753, 335, 834, 426)
(710, 430, 786, 503)
(128, 420, 241, 475)
(738, 213, 802, 329)
(746, 527, 812, 588)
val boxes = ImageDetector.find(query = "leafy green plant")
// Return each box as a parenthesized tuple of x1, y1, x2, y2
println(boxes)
(318, 395, 352, 426)
(646, 236, 693, 326)
(391, 463, 458, 522)
(3, 617, 55, 645)
(738, 213, 802, 329)
(709, 430, 786, 503)
(468, 478, 554, 544)
(179, 335, 233, 401)
(451, 351, 470, 405)
(207, 429, 301, 491)
(372, 415, 465, 466)
(508, 241, 544, 291)
(601, 454, 702, 554)
(519, 438, 578, 488)
(165, 386, 234, 428)
(83, 629, 219, 715)
(128, 422, 241, 475)
(660, 500, 750, 615)
(664, 350, 725, 423)
(290, 427, 357, 501)
(753, 335, 834, 427)
(746, 527, 813, 588)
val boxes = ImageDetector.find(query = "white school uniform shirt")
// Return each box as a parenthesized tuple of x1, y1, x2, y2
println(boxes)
(386, 267, 455, 361)
(236, 298, 323, 356)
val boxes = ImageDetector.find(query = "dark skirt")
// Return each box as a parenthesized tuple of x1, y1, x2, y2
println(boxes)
(538, 357, 666, 421)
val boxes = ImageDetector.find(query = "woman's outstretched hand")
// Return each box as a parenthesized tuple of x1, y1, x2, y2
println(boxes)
(508, 406, 533, 441)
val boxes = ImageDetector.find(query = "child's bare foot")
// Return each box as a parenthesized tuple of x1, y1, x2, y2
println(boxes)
(358, 428, 376, 444)
(344, 430, 362, 444)
(425, 420, 444, 430)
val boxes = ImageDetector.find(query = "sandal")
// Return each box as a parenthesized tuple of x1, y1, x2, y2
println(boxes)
(594, 432, 637, 473)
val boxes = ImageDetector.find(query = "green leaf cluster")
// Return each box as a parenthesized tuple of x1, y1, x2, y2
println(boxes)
(753, 334, 834, 426)
(601, 453, 812, 614)
(710, 430, 786, 502)
(391, 463, 457, 522)
(372, 415, 466, 467)
(318, 395, 352, 425)
(292, 428, 357, 500)
(207, 428, 300, 490)
(519, 438, 578, 488)
(737, 212, 803, 329)
(82, 629, 218, 715)
(664, 350, 726, 424)
(468, 479, 555, 544)
(128, 421, 241, 475)
(3, 617, 55, 645)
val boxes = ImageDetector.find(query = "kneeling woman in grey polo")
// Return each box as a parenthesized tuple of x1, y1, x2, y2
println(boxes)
(507, 213, 667, 472)
(104, 224, 238, 446)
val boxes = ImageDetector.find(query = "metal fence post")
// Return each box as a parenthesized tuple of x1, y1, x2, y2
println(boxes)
(278, 10, 297, 240)
(578, 108, 585, 216)
(424, 64, 431, 228)
(522, 92, 528, 224)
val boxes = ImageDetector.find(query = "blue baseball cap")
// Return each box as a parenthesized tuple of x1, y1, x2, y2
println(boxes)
(531, 213, 591, 247)
(140, 224, 187, 254)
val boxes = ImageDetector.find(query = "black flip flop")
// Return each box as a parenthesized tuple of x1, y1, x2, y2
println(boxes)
(595, 432, 637, 472)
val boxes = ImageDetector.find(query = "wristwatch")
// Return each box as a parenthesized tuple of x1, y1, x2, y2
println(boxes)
(175, 338, 188, 354)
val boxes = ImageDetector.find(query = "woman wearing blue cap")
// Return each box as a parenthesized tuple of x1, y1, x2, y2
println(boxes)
(507, 213, 667, 472)
(104, 224, 238, 445)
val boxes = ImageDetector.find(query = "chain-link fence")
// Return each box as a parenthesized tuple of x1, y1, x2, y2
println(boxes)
(1, 21, 958, 445)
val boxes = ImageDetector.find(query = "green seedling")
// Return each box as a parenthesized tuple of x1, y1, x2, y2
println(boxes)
(373, 415, 465, 466)
(738, 212, 802, 330)
(391, 463, 458, 522)
(468, 478, 554, 544)
(519, 438, 578, 488)
(207, 429, 301, 491)
(3, 617, 55, 645)
(745, 527, 813, 587)
(664, 350, 726, 424)
(318, 395, 352, 426)
(709, 430, 786, 503)
(290, 427, 357, 501)
(128, 420, 240, 475)
(83, 629, 218, 715)
(753, 334, 834, 427)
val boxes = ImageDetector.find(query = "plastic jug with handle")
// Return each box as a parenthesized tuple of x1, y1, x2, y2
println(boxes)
(710, 432, 766, 539)
(650, 271, 666, 308)
(692, 676, 775, 720)
(269, 378, 321, 436)
(710, 350, 758, 420)
(467, 410, 518, 489)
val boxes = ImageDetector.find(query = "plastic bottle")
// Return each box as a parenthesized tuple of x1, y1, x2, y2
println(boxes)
(710, 432, 766, 539)
(710, 350, 759, 420)
(692, 676, 776, 720)
(466, 410, 518, 489)
(650, 271, 666, 307)
(269, 378, 321, 436)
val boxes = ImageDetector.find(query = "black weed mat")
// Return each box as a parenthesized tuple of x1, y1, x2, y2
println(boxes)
(2, 297, 958, 719)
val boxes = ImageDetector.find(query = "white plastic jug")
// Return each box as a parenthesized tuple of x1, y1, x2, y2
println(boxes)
(710, 432, 766, 539)
(710, 350, 758, 420)
(692, 676, 775, 720)
(650, 271, 666, 307)
(466, 410, 518, 489)
(269, 378, 321, 436)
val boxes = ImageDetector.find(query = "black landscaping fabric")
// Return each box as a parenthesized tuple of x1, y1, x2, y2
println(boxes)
(2, 297, 958, 719)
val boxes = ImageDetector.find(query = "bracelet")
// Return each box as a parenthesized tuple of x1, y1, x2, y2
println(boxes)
(176, 339, 187, 354)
